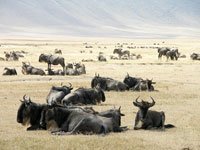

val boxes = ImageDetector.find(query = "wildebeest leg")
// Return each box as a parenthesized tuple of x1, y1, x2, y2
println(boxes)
(27, 125, 40, 130)
(160, 112, 165, 130)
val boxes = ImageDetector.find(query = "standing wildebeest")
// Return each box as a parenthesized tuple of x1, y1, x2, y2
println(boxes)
(133, 97, 175, 130)
(3, 67, 17, 75)
(113, 48, 130, 59)
(39, 54, 65, 74)
(46, 83, 73, 105)
(61, 85, 105, 106)
(91, 74, 128, 91)
(22, 62, 45, 75)
(17, 95, 47, 130)
(190, 53, 200, 60)
(157, 47, 170, 59)
(40, 106, 125, 135)
(166, 48, 179, 60)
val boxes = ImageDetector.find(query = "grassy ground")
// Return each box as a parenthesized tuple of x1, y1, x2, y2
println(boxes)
(0, 38, 200, 150)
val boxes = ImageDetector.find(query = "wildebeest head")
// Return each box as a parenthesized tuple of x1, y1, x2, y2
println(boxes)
(123, 73, 139, 89)
(17, 95, 33, 125)
(94, 84, 106, 103)
(133, 96, 155, 119)
(91, 74, 107, 90)
(39, 54, 48, 63)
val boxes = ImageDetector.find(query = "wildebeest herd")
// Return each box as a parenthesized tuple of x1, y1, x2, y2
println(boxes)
(16, 71, 175, 135)
(1, 44, 198, 136)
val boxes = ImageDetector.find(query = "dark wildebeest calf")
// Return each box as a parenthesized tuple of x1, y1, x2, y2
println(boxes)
(133, 96, 175, 130)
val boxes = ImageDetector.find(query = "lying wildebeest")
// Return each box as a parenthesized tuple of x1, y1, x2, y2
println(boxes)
(62, 85, 105, 106)
(17, 95, 47, 130)
(46, 83, 73, 105)
(98, 55, 107, 62)
(190, 53, 200, 60)
(22, 62, 45, 75)
(166, 48, 179, 60)
(40, 106, 125, 135)
(3, 67, 17, 75)
(4, 51, 19, 61)
(46, 68, 64, 76)
(133, 97, 175, 130)
(39, 54, 65, 74)
(91, 74, 128, 91)
(157, 47, 170, 59)
(123, 73, 142, 89)
(113, 48, 130, 59)
(54, 49, 62, 55)
(74, 63, 86, 74)
(132, 79, 156, 91)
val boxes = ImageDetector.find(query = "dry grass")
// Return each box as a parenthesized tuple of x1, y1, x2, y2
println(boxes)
(0, 38, 200, 150)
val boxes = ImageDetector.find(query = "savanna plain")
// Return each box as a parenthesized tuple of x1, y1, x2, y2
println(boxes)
(0, 38, 200, 150)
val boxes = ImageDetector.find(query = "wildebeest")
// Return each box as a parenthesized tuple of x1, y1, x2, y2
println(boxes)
(46, 83, 73, 105)
(54, 49, 62, 55)
(40, 106, 125, 135)
(166, 48, 179, 60)
(4, 51, 19, 61)
(46, 68, 64, 76)
(113, 48, 130, 59)
(98, 54, 107, 62)
(190, 53, 200, 60)
(123, 74, 155, 91)
(157, 47, 170, 59)
(38, 54, 65, 74)
(22, 62, 45, 75)
(91, 74, 128, 91)
(17, 95, 47, 130)
(133, 97, 175, 130)
(3, 67, 17, 75)
(62, 85, 105, 106)
(74, 63, 86, 74)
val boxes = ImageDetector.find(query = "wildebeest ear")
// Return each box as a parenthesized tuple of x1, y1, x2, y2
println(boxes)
(120, 113, 125, 116)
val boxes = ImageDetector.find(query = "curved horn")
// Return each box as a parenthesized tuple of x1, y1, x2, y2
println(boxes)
(68, 82, 72, 88)
(135, 96, 140, 103)
(149, 96, 155, 107)
(119, 106, 121, 111)
(127, 72, 129, 77)
(23, 94, 27, 101)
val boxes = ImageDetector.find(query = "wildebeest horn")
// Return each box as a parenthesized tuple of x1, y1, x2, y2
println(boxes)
(61, 82, 63, 86)
(68, 82, 72, 88)
(23, 94, 27, 101)
(127, 72, 129, 77)
(135, 96, 140, 103)
(149, 96, 155, 107)
(119, 106, 121, 111)
(19, 99, 24, 103)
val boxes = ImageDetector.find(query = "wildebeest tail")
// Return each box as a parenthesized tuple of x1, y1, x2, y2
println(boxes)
(164, 124, 175, 128)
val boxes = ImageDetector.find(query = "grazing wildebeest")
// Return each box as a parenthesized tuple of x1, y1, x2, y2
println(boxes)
(46, 83, 73, 105)
(157, 47, 170, 59)
(91, 74, 128, 91)
(3, 67, 17, 75)
(166, 49, 179, 60)
(17, 95, 47, 130)
(22, 62, 45, 75)
(46, 68, 64, 76)
(113, 48, 130, 59)
(133, 97, 175, 130)
(40, 106, 125, 135)
(38, 54, 65, 74)
(62, 85, 105, 106)
(54, 49, 62, 54)
(98, 55, 107, 62)
(190, 53, 200, 60)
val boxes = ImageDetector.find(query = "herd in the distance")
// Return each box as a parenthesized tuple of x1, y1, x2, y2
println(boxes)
(2, 43, 200, 75)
